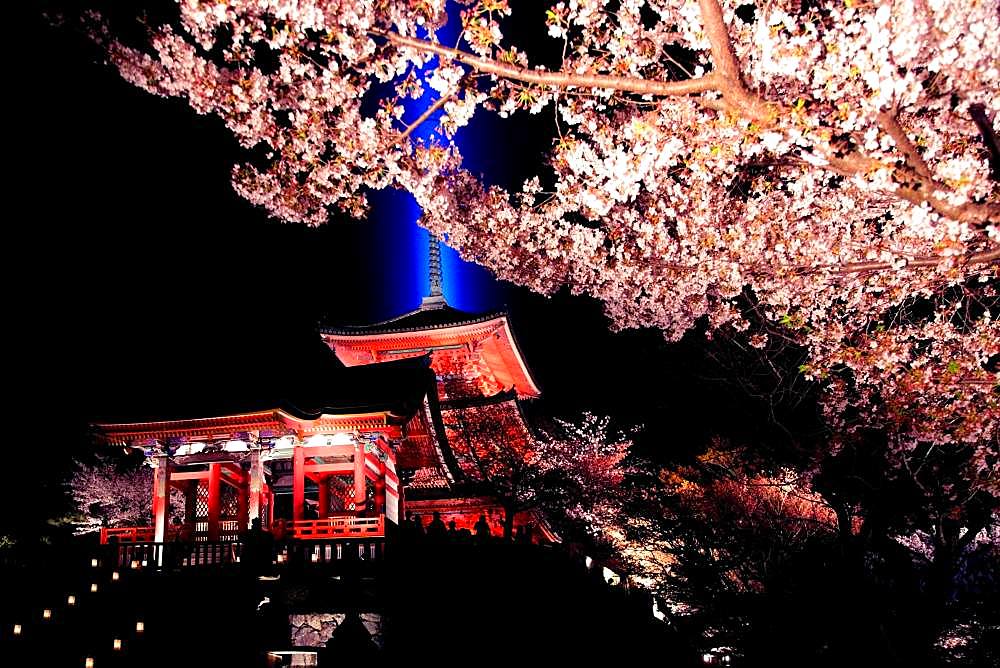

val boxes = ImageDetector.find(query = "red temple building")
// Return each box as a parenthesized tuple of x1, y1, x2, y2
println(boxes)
(93, 237, 554, 553)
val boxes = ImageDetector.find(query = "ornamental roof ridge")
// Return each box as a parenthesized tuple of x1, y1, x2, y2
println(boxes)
(320, 305, 508, 336)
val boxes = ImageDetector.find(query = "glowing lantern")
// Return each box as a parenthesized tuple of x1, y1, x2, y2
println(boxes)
(91, 558, 99, 568)
(131, 560, 140, 569)
(42, 609, 52, 620)
(112, 571, 120, 581)
(90, 583, 98, 593)
(113, 639, 122, 651)
(85, 658, 94, 668)
(13, 624, 22, 635)
(67, 595, 76, 606)
(135, 621, 144, 633)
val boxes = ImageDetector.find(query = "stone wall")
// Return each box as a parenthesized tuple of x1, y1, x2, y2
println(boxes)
(288, 613, 383, 648)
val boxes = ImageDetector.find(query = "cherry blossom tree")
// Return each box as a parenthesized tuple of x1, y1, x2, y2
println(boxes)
(445, 405, 630, 538)
(86, 0, 998, 472)
(651, 446, 839, 654)
(621, 439, 997, 662)
(68, 456, 153, 534)
(68, 456, 183, 534)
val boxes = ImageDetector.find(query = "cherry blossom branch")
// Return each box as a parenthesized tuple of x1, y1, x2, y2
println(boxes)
(695, 0, 771, 121)
(370, 29, 721, 97)
(801, 248, 1000, 275)
(969, 103, 1000, 181)
(374, 8, 993, 228)
(693, 0, 997, 226)
(877, 111, 932, 179)
(400, 93, 454, 140)
(822, 153, 1000, 227)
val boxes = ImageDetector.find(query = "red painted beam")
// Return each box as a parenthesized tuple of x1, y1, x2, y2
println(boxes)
(207, 463, 222, 541)
(293, 446, 305, 521)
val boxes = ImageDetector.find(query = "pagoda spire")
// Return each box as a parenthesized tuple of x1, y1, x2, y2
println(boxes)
(420, 232, 448, 310)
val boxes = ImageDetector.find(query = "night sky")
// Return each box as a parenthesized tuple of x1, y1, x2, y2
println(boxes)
(5, 6, 820, 535)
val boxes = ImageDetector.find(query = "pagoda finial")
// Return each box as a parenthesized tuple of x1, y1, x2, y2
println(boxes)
(421, 232, 448, 309)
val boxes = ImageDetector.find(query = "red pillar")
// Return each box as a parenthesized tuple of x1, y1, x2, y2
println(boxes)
(293, 445, 305, 521)
(237, 481, 249, 531)
(152, 455, 171, 543)
(207, 463, 222, 541)
(267, 487, 275, 528)
(374, 461, 386, 516)
(318, 476, 329, 519)
(248, 449, 265, 526)
(353, 443, 366, 514)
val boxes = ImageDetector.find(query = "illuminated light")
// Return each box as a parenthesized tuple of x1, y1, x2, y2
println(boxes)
(67, 595, 76, 606)
(584, 556, 593, 569)
(113, 639, 122, 651)
(111, 571, 120, 581)
(268, 651, 319, 665)
(722, 657, 731, 665)
(276, 553, 285, 564)
(702, 654, 713, 664)
(141, 560, 148, 567)
(328, 432, 357, 446)
(42, 609, 52, 620)
(311, 552, 319, 563)
(224, 439, 249, 452)
(131, 560, 140, 569)
(651, 599, 666, 622)
(85, 658, 95, 668)
(90, 583, 98, 593)
(175, 442, 206, 456)
(13, 624, 22, 635)
(91, 558, 99, 568)
(135, 621, 144, 633)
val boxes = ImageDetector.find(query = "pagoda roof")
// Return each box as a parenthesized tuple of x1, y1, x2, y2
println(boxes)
(321, 305, 541, 399)
(321, 304, 505, 336)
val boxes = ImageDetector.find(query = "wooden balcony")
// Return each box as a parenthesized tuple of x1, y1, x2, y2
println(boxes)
(100, 537, 385, 572)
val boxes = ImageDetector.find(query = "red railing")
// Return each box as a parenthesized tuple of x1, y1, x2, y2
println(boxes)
(287, 516, 385, 540)
(101, 520, 245, 544)
(101, 516, 385, 544)
(101, 526, 155, 544)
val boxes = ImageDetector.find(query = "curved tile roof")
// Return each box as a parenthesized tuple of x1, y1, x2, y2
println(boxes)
(321, 305, 506, 336)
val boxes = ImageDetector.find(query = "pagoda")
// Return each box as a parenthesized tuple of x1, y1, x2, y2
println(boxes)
(321, 235, 552, 538)
(92, 234, 553, 557)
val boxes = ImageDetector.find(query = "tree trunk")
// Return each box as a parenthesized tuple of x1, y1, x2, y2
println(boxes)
(503, 505, 516, 541)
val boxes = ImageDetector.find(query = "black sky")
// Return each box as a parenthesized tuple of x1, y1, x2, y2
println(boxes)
(4, 6, 821, 535)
